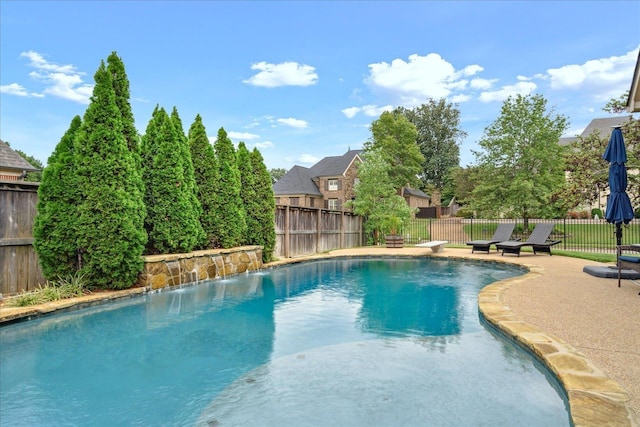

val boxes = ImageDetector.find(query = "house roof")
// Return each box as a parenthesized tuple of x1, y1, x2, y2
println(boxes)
(580, 116, 634, 138)
(403, 187, 430, 199)
(0, 139, 39, 172)
(273, 149, 362, 196)
(309, 149, 363, 177)
(627, 49, 640, 113)
(273, 165, 323, 196)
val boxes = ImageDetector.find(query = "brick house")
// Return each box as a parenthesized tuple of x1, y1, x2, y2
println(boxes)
(273, 149, 363, 210)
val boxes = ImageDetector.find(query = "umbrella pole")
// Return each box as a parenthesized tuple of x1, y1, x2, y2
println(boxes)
(616, 223, 622, 247)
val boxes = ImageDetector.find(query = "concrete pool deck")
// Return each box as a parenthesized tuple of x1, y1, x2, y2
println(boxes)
(1, 247, 638, 426)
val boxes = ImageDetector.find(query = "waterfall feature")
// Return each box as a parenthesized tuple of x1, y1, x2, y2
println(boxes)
(164, 260, 182, 286)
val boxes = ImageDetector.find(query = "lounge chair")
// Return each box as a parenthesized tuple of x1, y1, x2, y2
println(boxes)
(466, 223, 516, 253)
(617, 244, 640, 291)
(496, 223, 561, 256)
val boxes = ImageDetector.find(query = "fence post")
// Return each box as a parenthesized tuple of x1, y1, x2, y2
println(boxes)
(470, 218, 474, 241)
(316, 208, 322, 253)
(285, 205, 290, 258)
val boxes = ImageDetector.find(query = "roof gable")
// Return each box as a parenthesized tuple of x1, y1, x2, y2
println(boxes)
(273, 165, 322, 196)
(0, 140, 39, 172)
(309, 149, 363, 177)
(581, 116, 633, 138)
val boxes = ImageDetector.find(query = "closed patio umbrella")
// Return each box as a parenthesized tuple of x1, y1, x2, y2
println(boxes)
(603, 126, 634, 246)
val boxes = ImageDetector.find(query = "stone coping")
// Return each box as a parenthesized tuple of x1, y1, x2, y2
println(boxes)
(478, 266, 637, 427)
(0, 248, 637, 426)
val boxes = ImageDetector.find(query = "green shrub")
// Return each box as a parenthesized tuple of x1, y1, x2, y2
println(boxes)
(591, 208, 603, 219)
(455, 208, 474, 218)
(635, 207, 640, 219)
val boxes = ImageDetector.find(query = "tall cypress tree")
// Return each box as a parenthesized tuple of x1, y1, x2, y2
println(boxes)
(74, 61, 146, 289)
(250, 148, 276, 262)
(141, 107, 202, 254)
(171, 107, 205, 247)
(188, 114, 220, 248)
(212, 127, 246, 248)
(106, 52, 140, 158)
(33, 115, 83, 279)
(237, 142, 257, 246)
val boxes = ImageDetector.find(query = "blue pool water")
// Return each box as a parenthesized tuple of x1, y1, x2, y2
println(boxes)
(0, 257, 570, 426)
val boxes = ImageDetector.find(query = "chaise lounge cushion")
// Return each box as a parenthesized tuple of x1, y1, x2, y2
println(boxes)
(618, 255, 640, 263)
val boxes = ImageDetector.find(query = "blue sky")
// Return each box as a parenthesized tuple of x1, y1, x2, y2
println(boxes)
(1, 1, 639, 171)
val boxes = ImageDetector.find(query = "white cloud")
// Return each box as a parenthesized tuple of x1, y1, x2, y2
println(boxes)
(253, 141, 274, 149)
(298, 154, 320, 164)
(15, 51, 93, 104)
(470, 78, 496, 90)
(478, 81, 537, 103)
(540, 47, 639, 101)
(366, 53, 483, 101)
(450, 94, 470, 103)
(342, 104, 393, 119)
(362, 104, 393, 117)
(277, 117, 308, 128)
(0, 83, 29, 96)
(243, 61, 318, 87)
(228, 131, 260, 140)
(342, 107, 360, 118)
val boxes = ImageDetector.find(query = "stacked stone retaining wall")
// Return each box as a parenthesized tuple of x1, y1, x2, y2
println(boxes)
(138, 246, 263, 290)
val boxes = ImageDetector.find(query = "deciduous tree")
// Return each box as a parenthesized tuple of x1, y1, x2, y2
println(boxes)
(471, 94, 568, 225)
(395, 98, 465, 193)
(364, 111, 424, 190)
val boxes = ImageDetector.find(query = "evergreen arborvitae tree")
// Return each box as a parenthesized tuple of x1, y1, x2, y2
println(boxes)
(106, 52, 140, 159)
(250, 147, 276, 262)
(188, 114, 220, 248)
(141, 107, 202, 254)
(171, 107, 205, 247)
(212, 127, 247, 248)
(74, 61, 147, 289)
(33, 115, 83, 279)
(237, 142, 257, 246)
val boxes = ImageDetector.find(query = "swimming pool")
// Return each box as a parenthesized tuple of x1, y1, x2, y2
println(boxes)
(0, 257, 570, 426)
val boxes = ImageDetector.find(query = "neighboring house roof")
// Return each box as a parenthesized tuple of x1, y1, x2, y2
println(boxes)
(309, 149, 363, 177)
(0, 139, 39, 172)
(580, 116, 633, 137)
(560, 116, 635, 147)
(273, 165, 323, 196)
(627, 49, 640, 113)
(273, 150, 362, 196)
(403, 187, 430, 200)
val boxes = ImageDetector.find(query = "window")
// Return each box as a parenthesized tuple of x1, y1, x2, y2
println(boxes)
(328, 179, 339, 191)
(275, 197, 280, 205)
(310, 198, 315, 207)
(328, 198, 339, 211)
(290, 197, 299, 206)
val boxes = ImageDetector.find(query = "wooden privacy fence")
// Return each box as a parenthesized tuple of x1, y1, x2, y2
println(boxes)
(274, 205, 364, 258)
(0, 181, 45, 296)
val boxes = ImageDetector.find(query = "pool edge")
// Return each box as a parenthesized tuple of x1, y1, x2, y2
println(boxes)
(478, 265, 637, 427)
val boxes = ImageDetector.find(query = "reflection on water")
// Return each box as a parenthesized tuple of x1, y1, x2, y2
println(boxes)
(0, 257, 567, 427)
